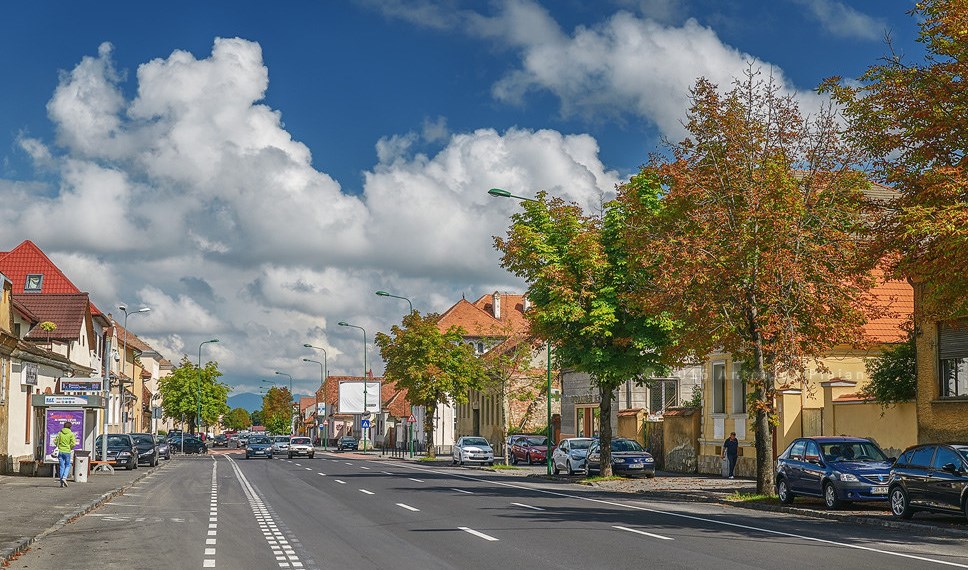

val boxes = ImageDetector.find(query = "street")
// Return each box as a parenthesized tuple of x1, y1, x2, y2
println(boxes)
(8, 451, 968, 570)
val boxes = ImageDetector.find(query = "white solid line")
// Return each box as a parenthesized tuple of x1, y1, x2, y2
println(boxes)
(334, 479, 346, 484)
(459, 527, 499, 542)
(396, 503, 420, 512)
(511, 502, 544, 511)
(451, 488, 473, 494)
(359, 489, 374, 495)
(614, 525, 674, 540)
(408, 478, 424, 483)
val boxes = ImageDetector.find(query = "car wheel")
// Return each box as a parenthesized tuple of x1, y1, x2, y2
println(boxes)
(583, 463, 590, 477)
(777, 479, 794, 504)
(553, 461, 560, 475)
(964, 496, 968, 523)
(309, 453, 314, 459)
(511, 453, 518, 465)
(288, 453, 293, 459)
(890, 486, 913, 519)
(526, 453, 533, 465)
(567, 460, 575, 476)
(823, 482, 842, 509)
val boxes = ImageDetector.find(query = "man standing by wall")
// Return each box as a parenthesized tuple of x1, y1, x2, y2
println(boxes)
(54, 421, 77, 487)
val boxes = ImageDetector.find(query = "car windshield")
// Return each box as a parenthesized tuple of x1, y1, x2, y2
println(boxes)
(611, 439, 645, 452)
(291, 438, 310, 445)
(956, 447, 968, 462)
(524, 436, 548, 446)
(274, 436, 289, 442)
(250, 437, 270, 444)
(131, 435, 154, 445)
(570, 439, 594, 450)
(463, 438, 489, 446)
(340, 437, 355, 442)
(820, 441, 888, 462)
(96, 435, 129, 446)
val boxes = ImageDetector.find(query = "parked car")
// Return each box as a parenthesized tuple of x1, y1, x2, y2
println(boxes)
(453, 436, 494, 466)
(130, 433, 159, 467)
(211, 434, 228, 447)
(585, 438, 655, 478)
(168, 434, 208, 454)
(94, 434, 138, 470)
(552, 437, 596, 475)
(510, 435, 549, 465)
(775, 436, 893, 509)
(288, 436, 315, 459)
(336, 436, 358, 452)
(888, 443, 968, 521)
(155, 435, 171, 460)
(246, 435, 274, 459)
(271, 435, 291, 454)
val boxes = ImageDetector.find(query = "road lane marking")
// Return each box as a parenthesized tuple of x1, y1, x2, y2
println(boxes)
(396, 503, 420, 512)
(294, 463, 301, 466)
(614, 525, 674, 540)
(408, 478, 424, 483)
(317, 472, 326, 476)
(205, 460, 218, 568)
(344, 462, 353, 465)
(381, 471, 393, 475)
(359, 489, 374, 495)
(304, 467, 311, 470)
(459, 527, 499, 541)
(511, 502, 544, 511)
(334, 479, 346, 484)
(360, 466, 370, 470)
(395, 462, 968, 569)
(451, 488, 473, 494)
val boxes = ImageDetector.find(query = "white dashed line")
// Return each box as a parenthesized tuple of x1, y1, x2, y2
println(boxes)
(360, 466, 370, 470)
(204, 459, 217, 568)
(511, 502, 544, 511)
(344, 462, 353, 466)
(317, 472, 326, 476)
(613, 526, 674, 541)
(451, 488, 473, 494)
(408, 478, 424, 483)
(396, 503, 420, 512)
(359, 489, 374, 495)
(334, 479, 346, 484)
(304, 467, 311, 470)
(381, 471, 393, 475)
(459, 527, 499, 541)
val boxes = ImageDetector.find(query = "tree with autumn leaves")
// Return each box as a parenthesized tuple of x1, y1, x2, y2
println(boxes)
(261, 385, 294, 435)
(619, 70, 880, 493)
(822, 0, 968, 318)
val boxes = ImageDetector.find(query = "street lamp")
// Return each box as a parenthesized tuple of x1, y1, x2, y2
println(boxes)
(375, 290, 416, 457)
(489, 187, 554, 476)
(303, 357, 326, 449)
(338, 321, 369, 453)
(275, 371, 294, 434)
(197, 339, 219, 435)
(118, 305, 150, 433)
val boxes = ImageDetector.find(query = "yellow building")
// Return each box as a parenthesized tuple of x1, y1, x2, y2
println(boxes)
(697, 279, 917, 477)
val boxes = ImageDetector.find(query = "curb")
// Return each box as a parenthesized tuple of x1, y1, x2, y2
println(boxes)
(0, 462, 168, 564)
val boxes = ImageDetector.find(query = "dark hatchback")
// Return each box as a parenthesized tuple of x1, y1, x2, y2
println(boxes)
(168, 434, 208, 454)
(130, 433, 159, 467)
(246, 435, 274, 459)
(94, 434, 139, 470)
(775, 436, 893, 509)
(888, 443, 968, 522)
(336, 436, 358, 451)
(584, 438, 656, 478)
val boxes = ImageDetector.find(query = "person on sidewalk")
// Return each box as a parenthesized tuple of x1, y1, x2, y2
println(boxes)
(54, 422, 77, 487)
(722, 432, 739, 479)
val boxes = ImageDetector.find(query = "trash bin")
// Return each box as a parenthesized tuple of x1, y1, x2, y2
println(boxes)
(74, 451, 91, 483)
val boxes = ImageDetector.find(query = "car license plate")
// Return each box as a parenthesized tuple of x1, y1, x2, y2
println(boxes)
(627, 463, 643, 469)
(871, 486, 887, 495)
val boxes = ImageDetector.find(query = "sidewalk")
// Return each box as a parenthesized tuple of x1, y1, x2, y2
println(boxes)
(0, 462, 168, 563)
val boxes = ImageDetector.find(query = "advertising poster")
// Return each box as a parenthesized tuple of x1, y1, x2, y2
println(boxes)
(44, 409, 85, 462)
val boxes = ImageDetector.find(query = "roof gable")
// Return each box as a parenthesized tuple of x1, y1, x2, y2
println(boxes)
(0, 240, 102, 315)
(14, 293, 91, 341)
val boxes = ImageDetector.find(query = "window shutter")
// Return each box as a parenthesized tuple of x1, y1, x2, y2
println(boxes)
(938, 320, 968, 360)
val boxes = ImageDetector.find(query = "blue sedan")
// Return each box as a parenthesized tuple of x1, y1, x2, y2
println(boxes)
(775, 436, 893, 509)
(584, 438, 656, 478)
(245, 435, 274, 459)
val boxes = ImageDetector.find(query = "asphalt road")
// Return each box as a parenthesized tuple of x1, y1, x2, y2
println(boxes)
(9, 451, 968, 569)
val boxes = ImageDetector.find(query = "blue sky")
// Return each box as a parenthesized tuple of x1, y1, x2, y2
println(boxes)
(0, 1, 923, 396)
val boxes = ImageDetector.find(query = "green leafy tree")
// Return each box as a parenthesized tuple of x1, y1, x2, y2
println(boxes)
(494, 188, 673, 476)
(620, 70, 877, 493)
(862, 330, 917, 407)
(375, 312, 491, 459)
(223, 407, 252, 431)
(250, 409, 264, 427)
(158, 356, 229, 434)
(261, 386, 292, 435)
(822, 0, 968, 316)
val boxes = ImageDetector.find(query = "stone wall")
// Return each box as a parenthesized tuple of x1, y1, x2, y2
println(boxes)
(662, 407, 700, 473)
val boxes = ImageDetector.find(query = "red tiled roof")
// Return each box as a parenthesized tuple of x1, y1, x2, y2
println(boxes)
(437, 293, 531, 338)
(472, 293, 530, 332)
(14, 293, 90, 341)
(864, 277, 913, 344)
(833, 392, 874, 403)
(299, 396, 316, 411)
(0, 240, 103, 315)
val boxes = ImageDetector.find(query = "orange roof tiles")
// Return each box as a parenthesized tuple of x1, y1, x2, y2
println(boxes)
(864, 278, 913, 344)
(14, 293, 90, 341)
(0, 240, 103, 315)
(437, 292, 531, 338)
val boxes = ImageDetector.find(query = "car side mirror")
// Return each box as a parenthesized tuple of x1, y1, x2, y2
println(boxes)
(941, 462, 960, 474)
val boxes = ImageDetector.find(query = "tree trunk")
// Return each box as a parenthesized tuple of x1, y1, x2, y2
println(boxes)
(425, 402, 436, 459)
(747, 307, 775, 495)
(501, 378, 511, 465)
(599, 384, 613, 477)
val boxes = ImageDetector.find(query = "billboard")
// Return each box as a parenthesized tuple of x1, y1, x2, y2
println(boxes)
(44, 409, 84, 463)
(337, 381, 381, 414)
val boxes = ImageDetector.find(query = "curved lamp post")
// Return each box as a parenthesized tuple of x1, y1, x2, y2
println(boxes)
(275, 371, 294, 434)
(338, 321, 368, 453)
(303, 344, 329, 449)
(489, 187, 554, 475)
(197, 339, 219, 435)
(375, 290, 413, 314)
(118, 305, 150, 433)
(375, 290, 416, 457)
(303, 357, 326, 449)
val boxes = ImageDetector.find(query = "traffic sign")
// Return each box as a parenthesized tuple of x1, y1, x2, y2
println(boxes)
(407, 415, 416, 423)
(360, 419, 371, 429)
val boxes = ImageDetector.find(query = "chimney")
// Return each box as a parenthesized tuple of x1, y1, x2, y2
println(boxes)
(522, 294, 529, 313)
(492, 291, 501, 320)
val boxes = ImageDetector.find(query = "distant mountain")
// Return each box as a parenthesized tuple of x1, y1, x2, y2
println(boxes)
(227, 391, 313, 412)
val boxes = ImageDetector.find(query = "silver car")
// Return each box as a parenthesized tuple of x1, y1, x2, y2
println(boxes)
(288, 436, 315, 459)
(271, 435, 290, 455)
(551, 437, 595, 475)
(453, 436, 494, 466)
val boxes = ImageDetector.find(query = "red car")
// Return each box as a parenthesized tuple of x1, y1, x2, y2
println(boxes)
(510, 435, 549, 465)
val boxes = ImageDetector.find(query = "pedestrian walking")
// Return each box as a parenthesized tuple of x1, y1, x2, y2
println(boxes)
(54, 421, 77, 487)
(722, 431, 739, 479)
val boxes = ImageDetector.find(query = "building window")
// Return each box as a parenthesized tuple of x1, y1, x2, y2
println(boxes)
(24, 274, 43, 292)
(649, 379, 678, 413)
(731, 363, 747, 414)
(712, 362, 726, 413)
(938, 319, 968, 398)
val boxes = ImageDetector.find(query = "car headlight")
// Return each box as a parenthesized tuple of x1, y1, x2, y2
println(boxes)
(837, 473, 859, 482)
(612, 458, 625, 464)
(118, 451, 131, 457)
(644, 457, 654, 463)
(246, 447, 254, 452)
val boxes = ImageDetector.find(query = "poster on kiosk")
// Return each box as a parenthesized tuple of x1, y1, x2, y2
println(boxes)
(44, 409, 85, 462)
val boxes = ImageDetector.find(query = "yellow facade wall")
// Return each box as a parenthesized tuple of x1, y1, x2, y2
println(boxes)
(831, 402, 917, 457)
